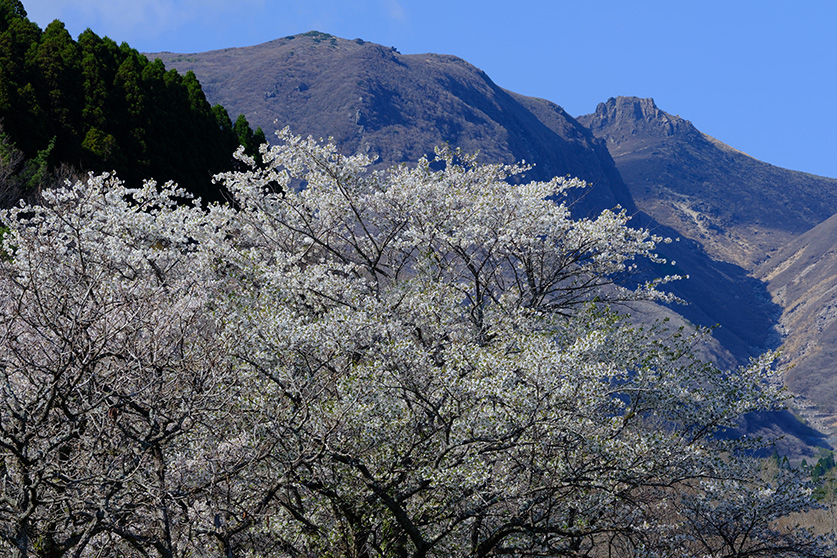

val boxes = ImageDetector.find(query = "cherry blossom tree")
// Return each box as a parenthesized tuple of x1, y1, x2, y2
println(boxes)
(0, 130, 830, 557)
(0, 177, 240, 557)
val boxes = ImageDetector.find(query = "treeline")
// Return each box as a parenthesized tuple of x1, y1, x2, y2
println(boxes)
(0, 0, 264, 202)
(767, 449, 837, 501)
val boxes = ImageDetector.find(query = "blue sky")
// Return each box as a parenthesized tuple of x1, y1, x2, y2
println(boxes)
(23, 0, 837, 178)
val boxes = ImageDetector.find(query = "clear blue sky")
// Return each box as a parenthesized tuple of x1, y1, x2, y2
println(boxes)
(23, 0, 837, 179)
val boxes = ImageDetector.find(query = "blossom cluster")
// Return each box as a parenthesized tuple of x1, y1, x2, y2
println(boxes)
(0, 131, 828, 557)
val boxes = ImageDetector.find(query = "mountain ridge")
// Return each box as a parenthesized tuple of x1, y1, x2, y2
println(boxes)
(578, 96, 837, 269)
(147, 35, 830, 453)
(582, 95, 837, 441)
(147, 32, 634, 217)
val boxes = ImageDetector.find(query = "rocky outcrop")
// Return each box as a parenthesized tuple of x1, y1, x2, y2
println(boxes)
(579, 96, 837, 269)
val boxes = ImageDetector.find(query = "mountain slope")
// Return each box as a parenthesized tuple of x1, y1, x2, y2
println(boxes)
(148, 32, 633, 217)
(756, 215, 837, 433)
(578, 97, 837, 269)
(580, 96, 837, 442)
(148, 35, 789, 362)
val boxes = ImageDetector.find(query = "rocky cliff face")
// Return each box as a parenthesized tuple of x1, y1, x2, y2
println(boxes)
(581, 97, 692, 152)
(579, 96, 837, 269)
(149, 33, 632, 217)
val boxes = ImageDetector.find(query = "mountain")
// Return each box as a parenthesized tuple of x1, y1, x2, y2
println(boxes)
(147, 35, 826, 454)
(146, 33, 787, 363)
(578, 97, 837, 270)
(580, 96, 837, 442)
(147, 31, 632, 217)
(756, 215, 837, 433)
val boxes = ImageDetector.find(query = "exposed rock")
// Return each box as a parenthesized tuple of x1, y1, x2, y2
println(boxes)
(579, 96, 837, 270)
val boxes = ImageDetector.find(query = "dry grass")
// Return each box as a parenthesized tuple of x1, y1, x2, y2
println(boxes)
(778, 506, 837, 537)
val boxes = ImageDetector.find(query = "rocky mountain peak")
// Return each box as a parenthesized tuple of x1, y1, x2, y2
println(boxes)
(579, 96, 837, 271)
(580, 96, 696, 149)
(594, 96, 663, 121)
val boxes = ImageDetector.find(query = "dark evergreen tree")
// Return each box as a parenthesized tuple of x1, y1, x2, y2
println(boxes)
(233, 113, 266, 162)
(0, 1, 261, 203)
(234, 113, 254, 151)
(253, 126, 266, 148)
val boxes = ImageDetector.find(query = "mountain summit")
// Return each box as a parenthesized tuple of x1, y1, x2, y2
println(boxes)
(581, 97, 694, 148)
(579, 96, 837, 269)
(148, 32, 633, 217)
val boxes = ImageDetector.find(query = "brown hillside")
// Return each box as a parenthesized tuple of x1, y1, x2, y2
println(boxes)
(579, 96, 837, 269)
(148, 32, 633, 217)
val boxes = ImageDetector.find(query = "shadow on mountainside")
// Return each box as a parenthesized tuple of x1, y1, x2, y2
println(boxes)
(628, 212, 830, 456)
(630, 212, 781, 363)
(740, 410, 830, 457)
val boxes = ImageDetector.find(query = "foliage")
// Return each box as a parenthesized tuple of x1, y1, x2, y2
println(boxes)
(0, 130, 830, 557)
(0, 0, 260, 202)
(300, 30, 338, 45)
(0, 123, 25, 205)
(0, 122, 77, 207)
(233, 113, 265, 162)
(811, 452, 836, 482)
